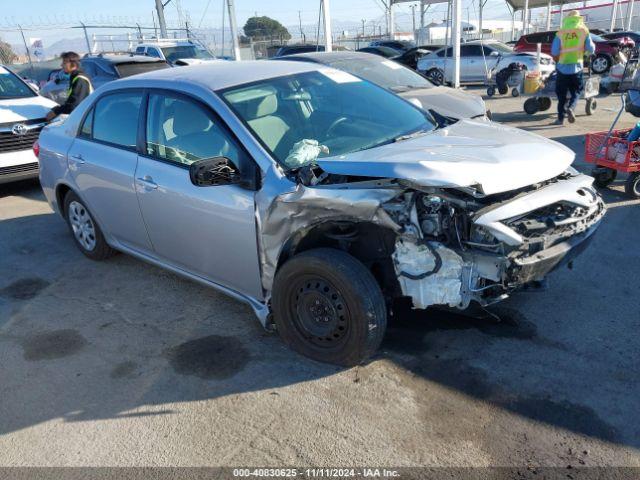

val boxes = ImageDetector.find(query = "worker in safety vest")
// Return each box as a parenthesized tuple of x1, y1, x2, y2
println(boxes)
(550, 11, 595, 125)
(46, 51, 93, 121)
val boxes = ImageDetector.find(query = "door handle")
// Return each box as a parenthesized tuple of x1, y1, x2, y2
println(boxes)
(70, 153, 85, 164)
(136, 176, 158, 190)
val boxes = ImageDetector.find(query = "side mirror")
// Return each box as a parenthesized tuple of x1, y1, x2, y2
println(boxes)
(189, 156, 241, 187)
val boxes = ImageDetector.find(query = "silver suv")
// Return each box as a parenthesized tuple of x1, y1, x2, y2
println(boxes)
(37, 61, 605, 365)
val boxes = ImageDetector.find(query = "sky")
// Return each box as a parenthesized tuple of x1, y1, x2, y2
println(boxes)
(0, 0, 515, 39)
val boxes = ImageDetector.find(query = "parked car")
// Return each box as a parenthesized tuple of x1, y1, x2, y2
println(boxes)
(37, 61, 605, 365)
(0, 64, 57, 184)
(393, 45, 444, 70)
(514, 30, 632, 74)
(418, 40, 555, 84)
(356, 46, 402, 58)
(134, 40, 218, 66)
(279, 51, 489, 119)
(274, 45, 349, 57)
(369, 39, 416, 52)
(40, 54, 169, 104)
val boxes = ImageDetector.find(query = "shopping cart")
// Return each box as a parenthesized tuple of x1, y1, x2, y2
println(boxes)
(521, 71, 600, 116)
(584, 47, 640, 198)
(486, 65, 525, 98)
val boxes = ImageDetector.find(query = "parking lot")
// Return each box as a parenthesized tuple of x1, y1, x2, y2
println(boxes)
(1, 88, 639, 470)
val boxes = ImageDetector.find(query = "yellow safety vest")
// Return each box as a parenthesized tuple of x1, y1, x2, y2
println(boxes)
(557, 28, 588, 65)
(66, 74, 94, 96)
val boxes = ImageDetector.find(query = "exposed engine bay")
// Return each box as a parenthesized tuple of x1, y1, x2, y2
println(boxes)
(267, 166, 606, 314)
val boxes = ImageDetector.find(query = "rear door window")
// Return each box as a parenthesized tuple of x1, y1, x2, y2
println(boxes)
(90, 91, 143, 149)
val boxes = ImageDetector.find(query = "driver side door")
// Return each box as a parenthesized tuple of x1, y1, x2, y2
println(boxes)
(134, 90, 263, 299)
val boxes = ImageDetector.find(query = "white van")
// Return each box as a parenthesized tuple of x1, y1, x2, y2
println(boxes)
(0, 65, 57, 184)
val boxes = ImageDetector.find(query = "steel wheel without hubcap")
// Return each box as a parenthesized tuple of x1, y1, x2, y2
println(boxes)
(292, 277, 349, 347)
(68, 200, 97, 251)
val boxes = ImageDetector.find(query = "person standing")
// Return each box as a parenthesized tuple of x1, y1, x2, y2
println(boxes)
(45, 52, 93, 121)
(551, 11, 595, 125)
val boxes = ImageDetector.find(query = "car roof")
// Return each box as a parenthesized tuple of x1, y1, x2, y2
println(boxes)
(284, 51, 383, 63)
(85, 54, 167, 65)
(117, 60, 321, 91)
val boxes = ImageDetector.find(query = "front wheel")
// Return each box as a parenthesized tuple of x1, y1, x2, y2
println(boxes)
(524, 97, 540, 115)
(625, 172, 640, 198)
(63, 191, 116, 260)
(272, 248, 387, 366)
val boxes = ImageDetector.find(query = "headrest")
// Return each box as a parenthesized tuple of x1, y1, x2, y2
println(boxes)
(172, 100, 211, 136)
(236, 94, 278, 120)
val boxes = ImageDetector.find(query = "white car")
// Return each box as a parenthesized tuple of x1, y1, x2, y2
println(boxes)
(134, 40, 220, 66)
(417, 40, 555, 85)
(0, 65, 57, 184)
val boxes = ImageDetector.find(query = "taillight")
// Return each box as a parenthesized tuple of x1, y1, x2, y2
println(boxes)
(33, 140, 40, 158)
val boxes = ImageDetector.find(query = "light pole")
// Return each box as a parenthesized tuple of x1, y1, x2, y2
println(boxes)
(227, 0, 241, 60)
(322, 0, 333, 51)
(155, 0, 168, 38)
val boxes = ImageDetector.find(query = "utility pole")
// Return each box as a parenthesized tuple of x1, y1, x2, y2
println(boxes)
(155, 0, 168, 38)
(610, 0, 619, 31)
(389, 0, 395, 39)
(227, 0, 241, 60)
(411, 4, 416, 37)
(298, 11, 305, 42)
(362, 19, 366, 38)
(322, 0, 333, 52)
(628, 0, 635, 30)
(451, 0, 462, 88)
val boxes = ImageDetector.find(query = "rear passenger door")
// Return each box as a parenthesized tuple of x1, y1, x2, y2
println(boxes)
(67, 90, 153, 251)
(134, 90, 263, 298)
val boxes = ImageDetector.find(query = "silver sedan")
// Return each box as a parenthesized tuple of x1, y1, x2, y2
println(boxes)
(37, 61, 604, 365)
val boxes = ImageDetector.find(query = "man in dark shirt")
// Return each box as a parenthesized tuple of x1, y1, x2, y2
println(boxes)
(45, 51, 93, 121)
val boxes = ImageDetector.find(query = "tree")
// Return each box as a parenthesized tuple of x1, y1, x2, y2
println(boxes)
(0, 38, 18, 64)
(243, 16, 291, 41)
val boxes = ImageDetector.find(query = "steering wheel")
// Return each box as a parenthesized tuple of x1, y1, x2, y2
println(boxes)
(325, 116, 349, 138)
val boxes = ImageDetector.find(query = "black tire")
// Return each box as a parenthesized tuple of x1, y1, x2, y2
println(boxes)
(426, 68, 444, 85)
(591, 54, 612, 74)
(511, 87, 520, 98)
(63, 191, 116, 261)
(524, 97, 540, 115)
(538, 96, 552, 111)
(272, 248, 387, 366)
(498, 85, 509, 95)
(486, 86, 496, 97)
(586, 98, 597, 116)
(592, 167, 617, 188)
(625, 172, 640, 199)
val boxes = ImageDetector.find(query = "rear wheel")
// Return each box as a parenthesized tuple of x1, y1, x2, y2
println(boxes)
(426, 68, 444, 85)
(625, 172, 640, 198)
(486, 86, 496, 97)
(592, 167, 617, 188)
(538, 96, 552, 111)
(272, 248, 387, 366)
(586, 98, 598, 115)
(63, 191, 116, 260)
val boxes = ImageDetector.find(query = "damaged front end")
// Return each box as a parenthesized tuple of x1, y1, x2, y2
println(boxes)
(258, 163, 605, 320)
(384, 170, 605, 309)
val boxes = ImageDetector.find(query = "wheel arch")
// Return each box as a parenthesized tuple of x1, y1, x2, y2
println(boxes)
(55, 182, 74, 217)
(274, 220, 401, 297)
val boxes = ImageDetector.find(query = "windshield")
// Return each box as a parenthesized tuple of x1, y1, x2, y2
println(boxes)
(0, 66, 35, 99)
(161, 45, 214, 63)
(489, 42, 513, 54)
(327, 56, 432, 90)
(221, 70, 436, 168)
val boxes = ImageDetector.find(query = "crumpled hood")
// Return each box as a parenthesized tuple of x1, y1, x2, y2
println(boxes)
(400, 86, 486, 119)
(316, 119, 575, 195)
(0, 96, 57, 123)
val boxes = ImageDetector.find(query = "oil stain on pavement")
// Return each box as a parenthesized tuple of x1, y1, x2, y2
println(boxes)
(110, 360, 138, 379)
(21, 329, 87, 361)
(0, 277, 50, 301)
(168, 335, 249, 380)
